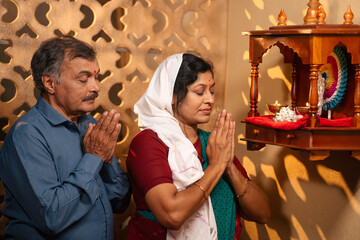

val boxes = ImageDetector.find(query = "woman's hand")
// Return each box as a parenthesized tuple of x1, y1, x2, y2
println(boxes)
(228, 115, 235, 168)
(206, 109, 235, 168)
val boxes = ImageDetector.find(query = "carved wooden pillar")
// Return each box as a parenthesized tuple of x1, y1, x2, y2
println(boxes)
(249, 63, 259, 117)
(304, 0, 320, 25)
(277, 8, 287, 26)
(344, 5, 354, 24)
(317, 5, 326, 24)
(309, 64, 319, 127)
(291, 62, 297, 110)
(353, 64, 360, 127)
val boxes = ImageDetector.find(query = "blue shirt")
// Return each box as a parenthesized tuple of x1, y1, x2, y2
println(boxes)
(0, 97, 131, 240)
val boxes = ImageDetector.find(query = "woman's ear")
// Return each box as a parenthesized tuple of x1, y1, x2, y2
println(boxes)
(42, 75, 56, 95)
(171, 95, 177, 111)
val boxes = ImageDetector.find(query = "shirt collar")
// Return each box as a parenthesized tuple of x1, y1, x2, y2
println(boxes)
(35, 96, 71, 126)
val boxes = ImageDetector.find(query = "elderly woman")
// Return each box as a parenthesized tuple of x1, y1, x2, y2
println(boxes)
(126, 53, 270, 239)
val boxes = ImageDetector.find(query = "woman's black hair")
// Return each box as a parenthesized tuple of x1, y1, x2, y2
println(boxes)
(173, 53, 213, 108)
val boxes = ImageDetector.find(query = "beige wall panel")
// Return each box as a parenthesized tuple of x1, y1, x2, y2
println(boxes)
(228, 0, 360, 239)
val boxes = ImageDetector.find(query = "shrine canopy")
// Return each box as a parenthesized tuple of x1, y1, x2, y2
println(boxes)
(243, 24, 360, 65)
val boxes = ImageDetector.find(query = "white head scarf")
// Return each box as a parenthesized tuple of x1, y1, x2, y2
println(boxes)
(134, 53, 217, 240)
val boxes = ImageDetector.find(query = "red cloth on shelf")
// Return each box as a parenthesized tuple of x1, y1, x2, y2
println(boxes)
(318, 117, 353, 127)
(244, 115, 309, 130)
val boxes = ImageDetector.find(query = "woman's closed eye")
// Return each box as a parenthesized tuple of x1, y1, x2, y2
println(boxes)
(193, 89, 215, 96)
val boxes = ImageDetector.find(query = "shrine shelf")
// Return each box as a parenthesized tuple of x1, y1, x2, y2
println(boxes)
(241, 1, 360, 151)
(242, 122, 360, 151)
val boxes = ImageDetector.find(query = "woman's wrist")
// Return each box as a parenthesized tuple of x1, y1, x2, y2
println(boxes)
(225, 162, 237, 177)
(208, 159, 228, 172)
(225, 162, 250, 197)
(205, 161, 227, 179)
(236, 178, 249, 198)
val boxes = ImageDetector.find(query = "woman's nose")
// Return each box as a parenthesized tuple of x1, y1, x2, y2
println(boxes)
(205, 91, 214, 103)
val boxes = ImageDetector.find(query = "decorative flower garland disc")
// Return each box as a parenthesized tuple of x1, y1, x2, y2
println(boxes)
(318, 46, 348, 115)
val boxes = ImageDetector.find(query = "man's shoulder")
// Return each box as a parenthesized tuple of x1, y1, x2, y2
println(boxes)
(11, 107, 42, 132)
(2, 107, 42, 146)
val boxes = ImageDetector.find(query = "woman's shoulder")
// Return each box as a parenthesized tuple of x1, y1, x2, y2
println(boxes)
(132, 129, 165, 144)
(129, 129, 169, 153)
(135, 128, 158, 138)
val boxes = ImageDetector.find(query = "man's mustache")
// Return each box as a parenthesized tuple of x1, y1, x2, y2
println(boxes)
(83, 93, 98, 101)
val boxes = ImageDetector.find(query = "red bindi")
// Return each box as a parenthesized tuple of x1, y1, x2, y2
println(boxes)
(94, 70, 97, 74)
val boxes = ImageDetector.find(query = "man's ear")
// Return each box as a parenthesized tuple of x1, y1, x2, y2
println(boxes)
(42, 75, 56, 95)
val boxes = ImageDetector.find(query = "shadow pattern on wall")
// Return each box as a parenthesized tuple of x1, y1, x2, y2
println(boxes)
(0, 0, 228, 238)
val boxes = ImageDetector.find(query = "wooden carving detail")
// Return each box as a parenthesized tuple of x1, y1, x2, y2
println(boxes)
(277, 8, 287, 26)
(304, 0, 320, 25)
(317, 5, 326, 24)
(291, 62, 297, 110)
(353, 64, 360, 127)
(309, 64, 319, 127)
(249, 63, 260, 117)
(344, 5, 354, 25)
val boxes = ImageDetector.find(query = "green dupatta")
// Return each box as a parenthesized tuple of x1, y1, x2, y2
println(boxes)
(198, 129, 237, 240)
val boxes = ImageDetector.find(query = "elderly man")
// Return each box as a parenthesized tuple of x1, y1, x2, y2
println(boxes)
(0, 36, 130, 239)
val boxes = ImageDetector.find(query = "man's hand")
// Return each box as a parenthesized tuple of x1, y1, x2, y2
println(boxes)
(83, 109, 121, 164)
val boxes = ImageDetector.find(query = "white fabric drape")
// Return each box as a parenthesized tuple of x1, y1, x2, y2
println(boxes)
(134, 53, 217, 240)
